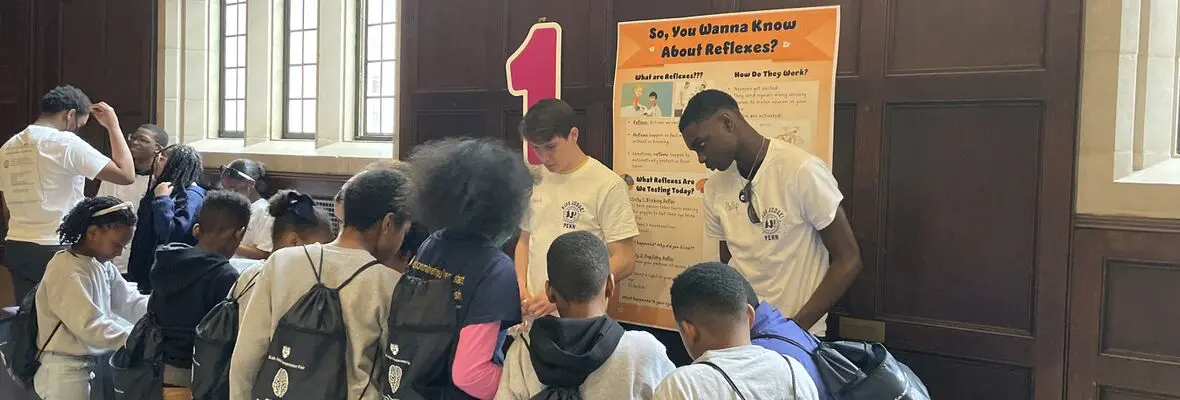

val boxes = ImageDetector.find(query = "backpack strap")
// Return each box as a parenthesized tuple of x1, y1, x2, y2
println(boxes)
(699, 361, 747, 400)
(230, 269, 263, 302)
(753, 332, 812, 354)
(780, 355, 798, 399)
(302, 245, 325, 283)
(359, 318, 383, 399)
(35, 321, 63, 361)
(337, 260, 382, 291)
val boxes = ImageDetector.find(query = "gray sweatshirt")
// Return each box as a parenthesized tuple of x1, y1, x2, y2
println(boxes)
(228, 243, 400, 400)
(653, 345, 819, 400)
(36, 251, 149, 355)
(496, 330, 675, 400)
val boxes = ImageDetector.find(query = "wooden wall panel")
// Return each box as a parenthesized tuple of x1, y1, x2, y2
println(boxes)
(1069, 224, 1180, 400)
(894, 350, 1033, 399)
(415, 0, 491, 91)
(0, 0, 33, 140)
(887, 0, 1046, 74)
(881, 102, 1041, 333)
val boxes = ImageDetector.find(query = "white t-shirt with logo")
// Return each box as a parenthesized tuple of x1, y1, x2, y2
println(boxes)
(0, 125, 111, 244)
(96, 174, 152, 272)
(521, 157, 640, 295)
(702, 140, 843, 335)
(240, 198, 274, 253)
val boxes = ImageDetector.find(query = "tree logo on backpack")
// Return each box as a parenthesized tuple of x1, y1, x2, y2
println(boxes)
(387, 365, 403, 393)
(282, 345, 291, 359)
(272, 368, 290, 397)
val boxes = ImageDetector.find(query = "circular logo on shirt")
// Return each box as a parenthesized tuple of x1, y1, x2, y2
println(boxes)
(762, 207, 785, 239)
(561, 201, 586, 228)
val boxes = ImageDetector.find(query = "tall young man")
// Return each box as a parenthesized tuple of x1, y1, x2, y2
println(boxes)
(0, 85, 137, 302)
(515, 99, 639, 320)
(498, 231, 674, 399)
(96, 124, 169, 274)
(678, 90, 862, 335)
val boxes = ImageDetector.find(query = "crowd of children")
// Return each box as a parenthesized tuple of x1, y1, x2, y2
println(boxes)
(4, 88, 839, 400)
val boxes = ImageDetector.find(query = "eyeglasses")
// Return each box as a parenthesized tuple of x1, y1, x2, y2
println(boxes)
(220, 165, 255, 182)
(739, 180, 760, 224)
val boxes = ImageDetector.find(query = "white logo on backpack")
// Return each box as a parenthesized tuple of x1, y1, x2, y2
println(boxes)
(387, 365, 403, 393)
(389, 344, 399, 356)
(273, 368, 290, 397)
(282, 345, 291, 359)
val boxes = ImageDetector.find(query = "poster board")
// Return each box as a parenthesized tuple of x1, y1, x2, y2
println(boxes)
(609, 7, 840, 329)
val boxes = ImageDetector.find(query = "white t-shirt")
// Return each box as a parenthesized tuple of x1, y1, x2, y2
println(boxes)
(96, 175, 153, 273)
(521, 157, 640, 295)
(0, 125, 111, 244)
(652, 345, 818, 400)
(702, 140, 843, 335)
(240, 198, 274, 253)
(496, 330, 675, 400)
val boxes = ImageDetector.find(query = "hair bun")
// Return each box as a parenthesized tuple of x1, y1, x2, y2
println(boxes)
(268, 190, 317, 220)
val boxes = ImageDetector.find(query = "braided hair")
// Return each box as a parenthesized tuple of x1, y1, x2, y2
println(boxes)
(149, 144, 204, 198)
(57, 196, 137, 246)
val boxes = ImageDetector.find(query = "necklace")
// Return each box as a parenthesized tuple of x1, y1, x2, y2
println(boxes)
(738, 138, 769, 203)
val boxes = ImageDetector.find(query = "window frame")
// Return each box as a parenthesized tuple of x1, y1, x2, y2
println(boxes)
(282, 0, 319, 140)
(354, 0, 398, 142)
(218, 0, 248, 139)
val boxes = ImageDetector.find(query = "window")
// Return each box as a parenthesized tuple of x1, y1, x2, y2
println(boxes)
(357, 0, 399, 141)
(220, 0, 247, 138)
(284, 0, 319, 139)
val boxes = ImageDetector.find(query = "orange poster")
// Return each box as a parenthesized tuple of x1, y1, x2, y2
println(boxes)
(609, 7, 840, 330)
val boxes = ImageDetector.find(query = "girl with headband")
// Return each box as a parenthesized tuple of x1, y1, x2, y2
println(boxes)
(33, 196, 149, 399)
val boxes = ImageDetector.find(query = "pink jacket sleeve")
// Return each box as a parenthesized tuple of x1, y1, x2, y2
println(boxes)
(451, 322, 503, 399)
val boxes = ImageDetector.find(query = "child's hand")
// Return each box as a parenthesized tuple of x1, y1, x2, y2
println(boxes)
(154, 182, 173, 197)
(523, 291, 556, 317)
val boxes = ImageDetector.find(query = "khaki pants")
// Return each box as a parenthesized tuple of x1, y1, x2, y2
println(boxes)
(163, 387, 192, 400)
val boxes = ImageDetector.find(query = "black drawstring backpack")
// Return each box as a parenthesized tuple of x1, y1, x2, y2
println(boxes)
(250, 245, 380, 400)
(191, 272, 260, 399)
(109, 302, 166, 400)
(375, 263, 466, 399)
(0, 284, 62, 390)
(754, 332, 930, 400)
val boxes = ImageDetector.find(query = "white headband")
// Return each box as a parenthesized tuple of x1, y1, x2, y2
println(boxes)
(91, 201, 133, 217)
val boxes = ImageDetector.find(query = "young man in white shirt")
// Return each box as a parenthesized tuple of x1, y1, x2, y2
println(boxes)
(654, 262, 818, 400)
(95, 124, 168, 274)
(678, 89, 861, 335)
(0, 85, 137, 302)
(515, 98, 639, 320)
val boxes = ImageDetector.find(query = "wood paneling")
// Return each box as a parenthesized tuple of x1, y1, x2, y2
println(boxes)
(894, 349, 1033, 399)
(887, 0, 1046, 74)
(882, 102, 1041, 333)
(1070, 226, 1180, 399)
(0, 0, 33, 138)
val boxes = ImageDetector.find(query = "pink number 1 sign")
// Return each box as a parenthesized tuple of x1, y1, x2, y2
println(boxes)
(506, 21, 562, 165)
